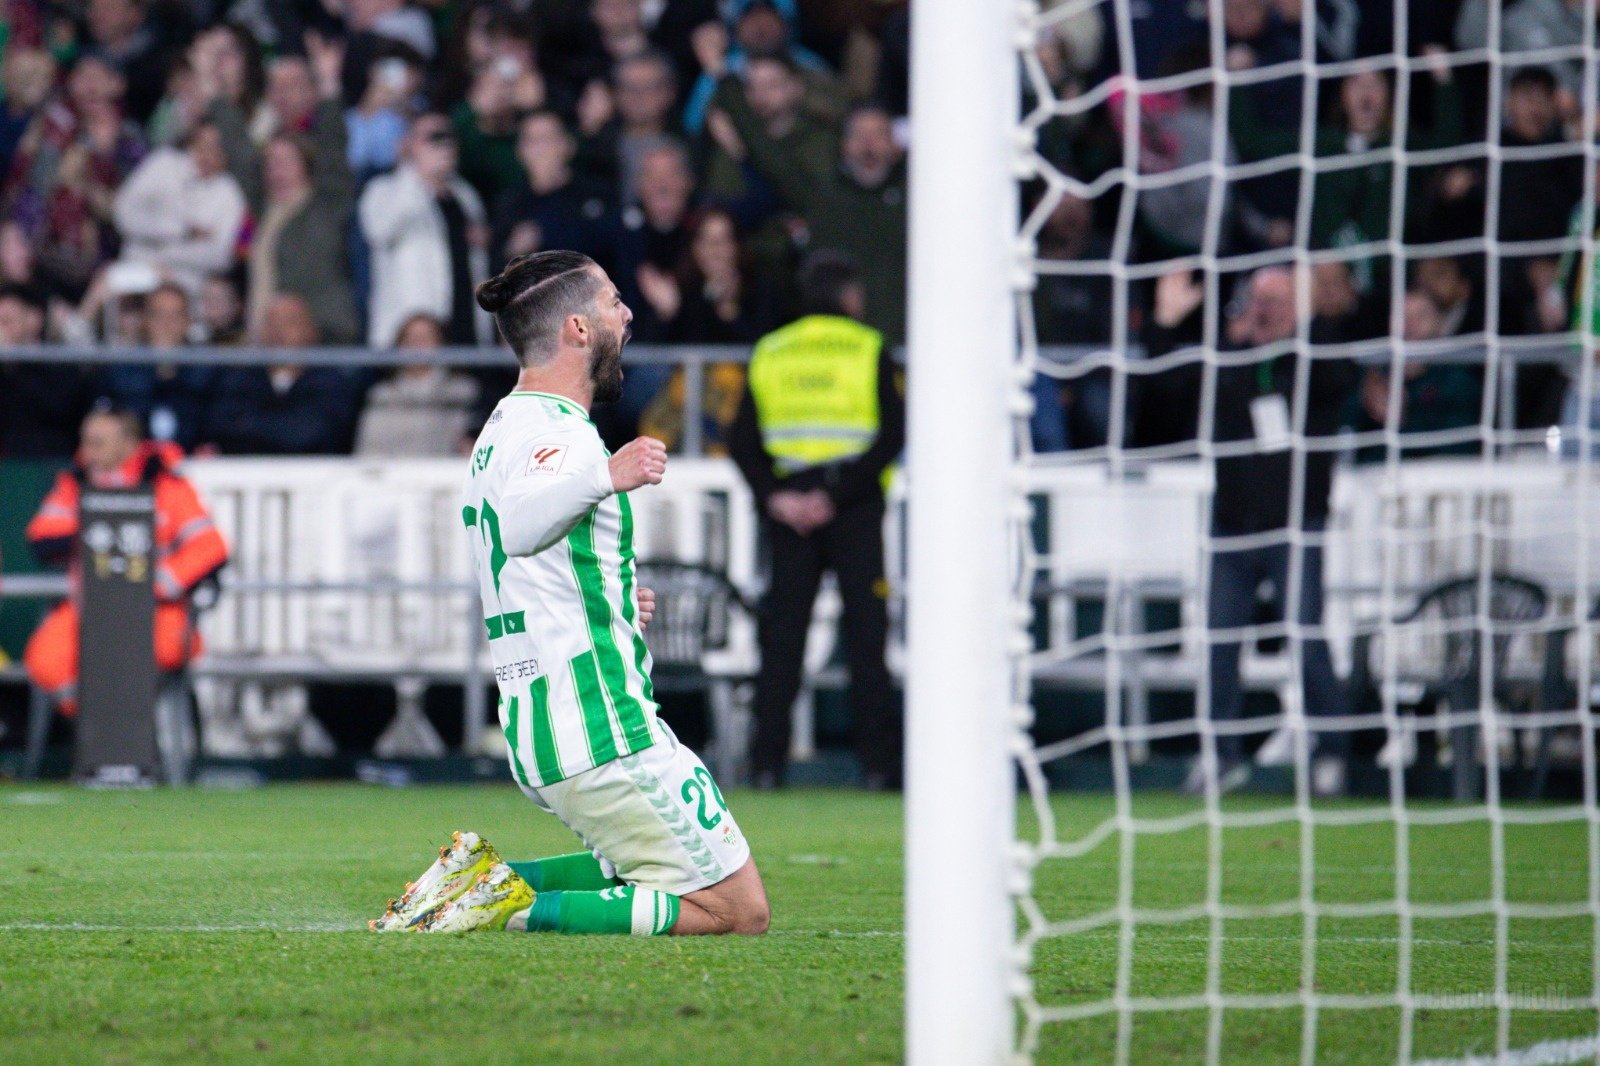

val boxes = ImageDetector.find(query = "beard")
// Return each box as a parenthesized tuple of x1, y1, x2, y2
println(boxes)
(588, 321, 628, 404)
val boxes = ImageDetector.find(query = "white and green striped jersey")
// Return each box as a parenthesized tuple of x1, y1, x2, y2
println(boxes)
(462, 390, 661, 788)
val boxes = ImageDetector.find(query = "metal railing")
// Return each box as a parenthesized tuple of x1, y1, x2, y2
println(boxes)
(8, 336, 1579, 456)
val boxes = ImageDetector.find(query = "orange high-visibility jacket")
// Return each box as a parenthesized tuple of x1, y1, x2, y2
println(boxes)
(27, 442, 229, 602)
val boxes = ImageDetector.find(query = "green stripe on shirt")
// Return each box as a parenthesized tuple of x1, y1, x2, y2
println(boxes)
(569, 651, 618, 765)
(567, 510, 653, 752)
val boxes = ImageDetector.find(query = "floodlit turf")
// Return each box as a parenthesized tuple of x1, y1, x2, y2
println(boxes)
(0, 783, 1595, 1064)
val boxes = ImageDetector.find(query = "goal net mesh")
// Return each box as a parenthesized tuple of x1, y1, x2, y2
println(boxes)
(1008, 0, 1600, 1060)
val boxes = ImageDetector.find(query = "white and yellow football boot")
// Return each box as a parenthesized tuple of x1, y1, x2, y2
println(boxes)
(414, 863, 533, 934)
(369, 831, 504, 931)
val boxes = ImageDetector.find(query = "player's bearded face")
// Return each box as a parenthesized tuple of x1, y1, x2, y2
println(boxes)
(589, 317, 628, 404)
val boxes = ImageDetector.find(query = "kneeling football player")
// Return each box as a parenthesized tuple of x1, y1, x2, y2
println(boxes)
(372, 251, 768, 937)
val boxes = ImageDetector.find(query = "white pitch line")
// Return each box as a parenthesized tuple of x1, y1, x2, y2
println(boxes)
(1411, 1034, 1600, 1066)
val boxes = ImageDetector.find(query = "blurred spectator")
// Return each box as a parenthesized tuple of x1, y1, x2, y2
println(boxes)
(1231, 56, 1463, 294)
(667, 207, 782, 343)
(683, 1, 839, 135)
(197, 273, 245, 344)
(0, 217, 46, 291)
(1030, 192, 1114, 452)
(24, 404, 229, 719)
(491, 110, 612, 270)
(1114, 47, 1280, 258)
(209, 35, 359, 343)
(0, 48, 57, 176)
(203, 294, 360, 454)
(0, 283, 97, 457)
(1223, 0, 1305, 130)
(1350, 290, 1484, 460)
(4, 53, 148, 295)
(612, 138, 699, 334)
(353, 313, 479, 456)
(577, 50, 683, 207)
(715, 79, 906, 341)
(154, 25, 263, 149)
(346, 45, 424, 181)
(452, 46, 546, 205)
(359, 111, 491, 349)
(112, 119, 246, 295)
(1148, 266, 1355, 794)
(1456, 0, 1593, 113)
(85, 0, 171, 124)
(97, 282, 218, 449)
(700, 53, 837, 241)
(1413, 256, 1484, 337)
(254, 52, 322, 144)
(638, 208, 778, 453)
(340, 0, 439, 106)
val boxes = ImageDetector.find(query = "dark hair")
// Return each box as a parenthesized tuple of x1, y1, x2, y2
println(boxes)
(614, 49, 677, 91)
(797, 249, 861, 316)
(0, 282, 47, 313)
(1509, 65, 1558, 94)
(475, 250, 602, 364)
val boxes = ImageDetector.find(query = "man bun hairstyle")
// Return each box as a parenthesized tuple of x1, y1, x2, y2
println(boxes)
(475, 249, 602, 365)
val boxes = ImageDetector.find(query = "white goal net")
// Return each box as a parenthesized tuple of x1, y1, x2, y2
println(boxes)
(911, 0, 1600, 1062)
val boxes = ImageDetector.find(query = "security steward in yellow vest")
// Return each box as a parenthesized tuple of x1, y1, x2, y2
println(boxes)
(728, 252, 904, 789)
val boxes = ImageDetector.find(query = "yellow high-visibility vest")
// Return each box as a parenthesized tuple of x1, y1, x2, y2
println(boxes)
(747, 314, 882, 476)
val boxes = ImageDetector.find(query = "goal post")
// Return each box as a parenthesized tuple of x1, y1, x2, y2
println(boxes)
(904, 0, 1024, 1062)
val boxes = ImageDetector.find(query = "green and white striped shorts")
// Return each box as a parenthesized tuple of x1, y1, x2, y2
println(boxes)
(525, 723, 750, 896)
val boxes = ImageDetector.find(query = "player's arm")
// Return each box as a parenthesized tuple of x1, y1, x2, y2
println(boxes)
(497, 436, 667, 557)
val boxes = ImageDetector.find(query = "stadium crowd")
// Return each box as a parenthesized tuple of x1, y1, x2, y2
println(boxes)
(0, 0, 1593, 461)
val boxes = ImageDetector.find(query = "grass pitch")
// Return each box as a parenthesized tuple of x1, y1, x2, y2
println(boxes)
(0, 783, 1595, 1064)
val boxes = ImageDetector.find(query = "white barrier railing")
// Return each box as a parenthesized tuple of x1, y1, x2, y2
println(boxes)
(149, 454, 1600, 760)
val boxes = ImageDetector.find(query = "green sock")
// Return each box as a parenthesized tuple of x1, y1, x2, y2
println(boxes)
(523, 886, 679, 936)
(507, 852, 620, 892)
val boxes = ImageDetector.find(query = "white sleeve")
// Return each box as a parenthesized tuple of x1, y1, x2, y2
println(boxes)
(496, 435, 615, 557)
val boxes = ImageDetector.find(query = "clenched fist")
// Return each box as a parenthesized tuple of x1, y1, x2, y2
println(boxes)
(609, 436, 668, 492)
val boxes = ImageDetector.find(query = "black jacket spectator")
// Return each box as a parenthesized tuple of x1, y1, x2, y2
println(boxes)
(203, 366, 360, 455)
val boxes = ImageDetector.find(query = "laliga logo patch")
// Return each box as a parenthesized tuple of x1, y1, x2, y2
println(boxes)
(527, 444, 568, 475)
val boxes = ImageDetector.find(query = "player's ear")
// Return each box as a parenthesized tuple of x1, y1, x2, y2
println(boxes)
(563, 312, 590, 348)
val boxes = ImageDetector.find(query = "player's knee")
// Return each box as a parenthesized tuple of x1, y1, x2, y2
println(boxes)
(730, 894, 770, 936)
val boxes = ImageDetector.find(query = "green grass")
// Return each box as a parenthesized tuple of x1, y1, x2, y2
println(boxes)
(0, 784, 1594, 1064)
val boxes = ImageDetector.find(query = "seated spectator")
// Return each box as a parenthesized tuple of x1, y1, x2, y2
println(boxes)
(208, 38, 359, 344)
(24, 404, 229, 717)
(353, 314, 480, 456)
(714, 78, 907, 341)
(85, 0, 172, 125)
(359, 112, 492, 349)
(197, 273, 246, 344)
(491, 110, 613, 270)
(0, 283, 97, 457)
(203, 294, 360, 455)
(452, 47, 545, 205)
(97, 282, 218, 449)
(4, 53, 148, 296)
(1350, 290, 1483, 461)
(576, 50, 682, 207)
(0, 48, 57, 177)
(112, 119, 246, 295)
